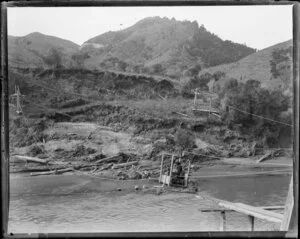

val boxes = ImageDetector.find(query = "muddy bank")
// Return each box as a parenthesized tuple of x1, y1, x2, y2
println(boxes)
(9, 98, 293, 183)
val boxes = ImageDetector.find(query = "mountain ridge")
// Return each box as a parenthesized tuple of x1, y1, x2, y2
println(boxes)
(8, 17, 289, 81)
(80, 16, 256, 77)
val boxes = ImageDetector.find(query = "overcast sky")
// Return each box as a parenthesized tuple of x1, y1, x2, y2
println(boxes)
(8, 5, 292, 50)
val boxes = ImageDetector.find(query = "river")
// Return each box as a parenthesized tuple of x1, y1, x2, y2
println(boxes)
(8, 173, 291, 233)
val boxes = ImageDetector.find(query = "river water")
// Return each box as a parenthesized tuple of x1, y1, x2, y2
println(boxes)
(8, 174, 291, 233)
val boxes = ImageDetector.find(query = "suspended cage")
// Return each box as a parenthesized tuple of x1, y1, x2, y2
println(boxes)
(158, 152, 191, 188)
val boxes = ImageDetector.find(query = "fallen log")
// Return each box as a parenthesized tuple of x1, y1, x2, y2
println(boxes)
(172, 111, 192, 118)
(112, 161, 138, 169)
(11, 165, 69, 173)
(99, 163, 113, 171)
(30, 167, 73, 176)
(94, 154, 123, 165)
(256, 152, 272, 163)
(12, 155, 49, 165)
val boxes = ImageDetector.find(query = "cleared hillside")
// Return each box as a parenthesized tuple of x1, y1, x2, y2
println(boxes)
(201, 40, 292, 90)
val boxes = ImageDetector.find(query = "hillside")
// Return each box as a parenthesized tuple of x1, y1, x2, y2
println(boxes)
(8, 32, 79, 68)
(82, 17, 256, 77)
(201, 40, 293, 90)
(8, 17, 256, 77)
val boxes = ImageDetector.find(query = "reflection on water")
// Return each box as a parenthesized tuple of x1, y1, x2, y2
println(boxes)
(8, 174, 290, 233)
(197, 174, 291, 206)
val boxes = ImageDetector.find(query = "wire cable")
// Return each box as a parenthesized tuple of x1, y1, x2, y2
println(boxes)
(192, 88, 294, 127)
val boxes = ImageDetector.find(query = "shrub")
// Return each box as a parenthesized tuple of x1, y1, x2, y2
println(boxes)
(174, 128, 195, 156)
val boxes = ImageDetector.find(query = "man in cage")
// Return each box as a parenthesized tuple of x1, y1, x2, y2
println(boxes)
(171, 160, 185, 185)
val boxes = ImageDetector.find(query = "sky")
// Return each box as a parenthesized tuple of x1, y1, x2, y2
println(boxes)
(7, 5, 293, 50)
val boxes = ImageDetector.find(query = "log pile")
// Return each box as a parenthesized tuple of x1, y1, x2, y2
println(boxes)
(11, 153, 151, 179)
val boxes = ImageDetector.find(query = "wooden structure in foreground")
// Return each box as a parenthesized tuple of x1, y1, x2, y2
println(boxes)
(200, 176, 294, 231)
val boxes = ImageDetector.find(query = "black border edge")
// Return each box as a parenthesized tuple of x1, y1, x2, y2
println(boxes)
(1, 1, 299, 238)
(1, 1, 9, 239)
(3, 0, 296, 8)
(287, 2, 300, 238)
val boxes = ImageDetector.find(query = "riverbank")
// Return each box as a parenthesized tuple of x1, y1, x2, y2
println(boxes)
(10, 154, 292, 197)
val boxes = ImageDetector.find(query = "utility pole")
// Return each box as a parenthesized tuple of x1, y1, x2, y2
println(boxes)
(11, 85, 23, 115)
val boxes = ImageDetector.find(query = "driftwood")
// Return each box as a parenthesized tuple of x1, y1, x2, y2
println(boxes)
(257, 149, 285, 163)
(158, 94, 167, 101)
(12, 155, 49, 165)
(257, 150, 278, 163)
(11, 165, 69, 173)
(94, 154, 123, 165)
(257, 152, 272, 163)
(99, 163, 113, 171)
(30, 167, 73, 176)
(172, 111, 192, 118)
(112, 161, 138, 169)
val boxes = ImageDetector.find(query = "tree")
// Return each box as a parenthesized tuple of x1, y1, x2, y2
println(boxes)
(183, 64, 202, 77)
(71, 52, 90, 68)
(181, 72, 213, 98)
(174, 128, 195, 157)
(44, 47, 63, 68)
(213, 71, 225, 82)
(150, 63, 164, 75)
(270, 46, 292, 90)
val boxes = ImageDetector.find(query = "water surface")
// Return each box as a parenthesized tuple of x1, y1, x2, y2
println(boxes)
(8, 174, 290, 233)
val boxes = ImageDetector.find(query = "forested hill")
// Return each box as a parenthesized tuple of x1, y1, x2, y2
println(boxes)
(82, 16, 256, 77)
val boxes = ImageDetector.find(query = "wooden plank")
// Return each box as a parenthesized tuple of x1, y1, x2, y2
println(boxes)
(218, 201, 283, 223)
(159, 154, 164, 183)
(280, 176, 294, 230)
(234, 203, 284, 221)
(200, 206, 284, 212)
(260, 206, 285, 210)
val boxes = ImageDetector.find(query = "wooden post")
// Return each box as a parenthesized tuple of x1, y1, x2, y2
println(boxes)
(159, 153, 164, 183)
(209, 92, 212, 121)
(248, 215, 255, 231)
(209, 93, 212, 113)
(16, 86, 20, 113)
(280, 175, 294, 230)
(170, 155, 174, 176)
(193, 90, 197, 106)
(186, 160, 191, 187)
(169, 155, 175, 187)
(220, 210, 226, 231)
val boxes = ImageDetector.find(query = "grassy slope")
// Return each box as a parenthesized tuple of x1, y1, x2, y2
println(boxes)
(8, 32, 79, 68)
(201, 40, 292, 89)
